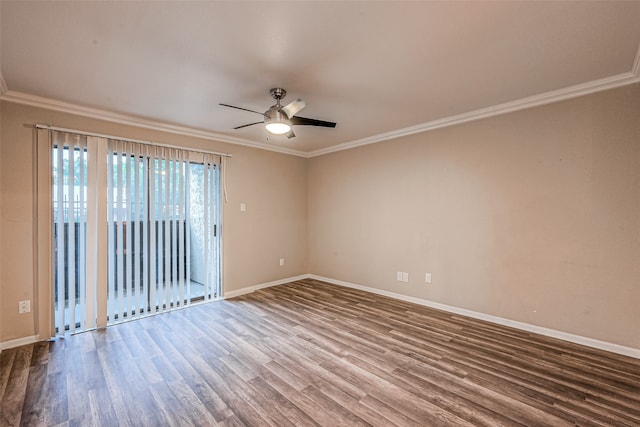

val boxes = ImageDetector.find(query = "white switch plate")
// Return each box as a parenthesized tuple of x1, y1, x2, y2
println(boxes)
(402, 272, 409, 282)
(19, 300, 31, 314)
(397, 272, 403, 281)
(425, 273, 432, 284)
(240, 203, 246, 212)
(279, 258, 285, 267)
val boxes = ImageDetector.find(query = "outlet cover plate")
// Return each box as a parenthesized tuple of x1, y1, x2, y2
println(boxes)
(19, 300, 31, 314)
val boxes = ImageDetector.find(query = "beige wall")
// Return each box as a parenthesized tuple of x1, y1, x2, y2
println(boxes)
(2, 83, 639, 350)
(308, 83, 640, 349)
(0, 101, 307, 343)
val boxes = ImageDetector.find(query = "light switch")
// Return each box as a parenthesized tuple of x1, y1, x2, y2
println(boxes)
(240, 203, 246, 212)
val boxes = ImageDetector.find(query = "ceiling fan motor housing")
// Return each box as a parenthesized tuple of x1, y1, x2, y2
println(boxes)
(265, 106, 288, 120)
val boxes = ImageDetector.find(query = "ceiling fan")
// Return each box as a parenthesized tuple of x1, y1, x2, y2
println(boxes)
(220, 88, 337, 139)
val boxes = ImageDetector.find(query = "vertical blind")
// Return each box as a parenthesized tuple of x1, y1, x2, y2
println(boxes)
(51, 130, 223, 334)
(53, 133, 89, 333)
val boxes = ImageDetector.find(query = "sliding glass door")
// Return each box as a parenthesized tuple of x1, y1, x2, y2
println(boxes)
(52, 132, 222, 334)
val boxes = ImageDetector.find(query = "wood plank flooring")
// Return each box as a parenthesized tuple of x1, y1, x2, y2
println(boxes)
(1, 278, 639, 426)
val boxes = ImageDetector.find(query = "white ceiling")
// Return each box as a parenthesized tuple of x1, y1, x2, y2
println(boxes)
(2, 1, 640, 156)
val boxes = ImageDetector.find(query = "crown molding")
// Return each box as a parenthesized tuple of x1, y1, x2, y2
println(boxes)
(307, 69, 640, 158)
(2, 45, 639, 160)
(0, 90, 308, 158)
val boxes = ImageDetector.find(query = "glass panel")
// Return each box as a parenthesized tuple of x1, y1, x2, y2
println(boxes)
(52, 142, 88, 334)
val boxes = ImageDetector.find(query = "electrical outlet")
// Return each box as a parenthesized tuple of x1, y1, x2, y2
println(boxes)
(425, 273, 432, 284)
(279, 258, 285, 267)
(19, 300, 31, 314)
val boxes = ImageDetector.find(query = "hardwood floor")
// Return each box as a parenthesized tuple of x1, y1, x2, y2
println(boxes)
(1, 278, 639, 426)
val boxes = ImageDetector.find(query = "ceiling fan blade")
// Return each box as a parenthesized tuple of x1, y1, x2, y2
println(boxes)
(281, 99, 307, 119)
(286, 129, 296, 139)
(233, 121, 263, 130)
(291, 116, 337, 128)
(220, 103, 265, 116)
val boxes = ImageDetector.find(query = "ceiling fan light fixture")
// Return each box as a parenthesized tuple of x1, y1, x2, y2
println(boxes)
(265, 119, 291, 135)
(264, 107, 292, 135)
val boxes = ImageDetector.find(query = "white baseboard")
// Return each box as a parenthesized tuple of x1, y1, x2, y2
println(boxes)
(223, 274, 310, 299)
(307, 274, 640, 360)
(4, 275, 637, 359)
(0, 335, 40, 352)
